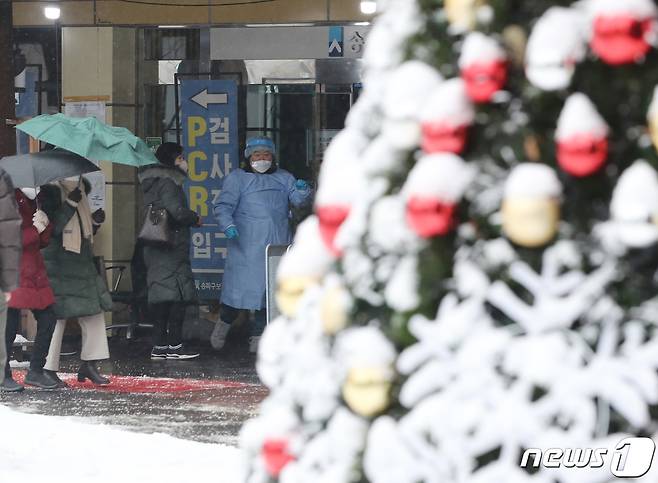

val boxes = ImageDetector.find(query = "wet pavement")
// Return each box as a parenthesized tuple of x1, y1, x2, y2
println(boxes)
(0, 331, 267, 446)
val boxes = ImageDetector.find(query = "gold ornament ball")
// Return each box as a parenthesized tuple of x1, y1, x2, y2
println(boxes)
(342, 367, 393, 418)
(501, 197, 560, 248)
(502, 25, 527, 68)
(649, 114, 658, 153)
(276, 276, 318, 318)
(320, 285, 351, 335)
(445, 0, 487, 32)
(523, 135, 542, 162)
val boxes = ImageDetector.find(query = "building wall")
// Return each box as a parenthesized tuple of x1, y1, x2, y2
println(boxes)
(61, 26, 149, 295)
(62, 27, 114, 263)
(13, 0, 369, 27)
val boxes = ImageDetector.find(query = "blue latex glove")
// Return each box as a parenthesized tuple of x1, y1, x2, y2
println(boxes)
(224, 226, 239, 239)
(295, 179, 309, 191)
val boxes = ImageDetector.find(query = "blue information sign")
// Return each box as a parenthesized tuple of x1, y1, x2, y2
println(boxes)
(181, 80, 239, 300)
(328, 26, 344, 58)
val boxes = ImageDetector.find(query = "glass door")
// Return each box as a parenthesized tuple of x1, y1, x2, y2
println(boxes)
(247, 80, 317, 181)
(246, 80, 360, 181)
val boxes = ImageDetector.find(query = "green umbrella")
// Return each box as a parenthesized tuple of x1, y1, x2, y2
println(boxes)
(16, 113, 158, 167)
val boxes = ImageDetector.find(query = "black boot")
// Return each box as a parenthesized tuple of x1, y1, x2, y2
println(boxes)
(43, 369, 69, 388)
(77, 361, 110, 385)
(24, 369, 59, 390)
(0, 375, 24, 392)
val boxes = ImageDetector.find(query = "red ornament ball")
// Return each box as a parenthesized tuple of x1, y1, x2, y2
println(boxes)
(461, 60, 508, 103)
(262, 438, 295, 477)
(556, 134, 609, 177)
(421, 122, 469, 155)
(317, 205, 350, 255)
(406, 197, 457, 238)
(591, 15, 654, 65)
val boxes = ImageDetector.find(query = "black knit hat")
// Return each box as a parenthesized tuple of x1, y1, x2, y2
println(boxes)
(155, 142, 183, 167)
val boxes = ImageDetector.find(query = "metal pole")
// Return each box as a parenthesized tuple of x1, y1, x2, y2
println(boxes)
(55, 20, 61, 112)
(174, 73, 181, 144)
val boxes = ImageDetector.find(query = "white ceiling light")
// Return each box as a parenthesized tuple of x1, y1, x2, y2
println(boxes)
(44, 6, 61, 20)
(360, 1, 377, 14)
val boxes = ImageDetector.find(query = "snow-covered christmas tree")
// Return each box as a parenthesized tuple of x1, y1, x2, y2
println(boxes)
(240, 1, 658, 481)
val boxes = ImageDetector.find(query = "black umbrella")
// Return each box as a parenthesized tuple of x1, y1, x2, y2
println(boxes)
(0, 149, 100, 188)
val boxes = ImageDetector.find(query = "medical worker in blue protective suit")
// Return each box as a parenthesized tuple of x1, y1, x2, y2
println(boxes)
(211, 136, 312, 352)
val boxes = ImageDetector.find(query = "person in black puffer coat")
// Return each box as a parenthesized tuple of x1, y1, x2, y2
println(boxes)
(0, 168, 22, 392)
(139, 142, 201, 360)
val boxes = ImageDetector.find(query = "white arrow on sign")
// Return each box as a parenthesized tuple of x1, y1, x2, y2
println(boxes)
(191, 89, 228, 109)
(329, 39, 342, 55)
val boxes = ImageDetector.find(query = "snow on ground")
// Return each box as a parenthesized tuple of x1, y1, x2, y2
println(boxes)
(0, 404, 245, 483)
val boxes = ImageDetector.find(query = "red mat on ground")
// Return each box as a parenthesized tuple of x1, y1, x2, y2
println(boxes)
(11, 371, 253, 394)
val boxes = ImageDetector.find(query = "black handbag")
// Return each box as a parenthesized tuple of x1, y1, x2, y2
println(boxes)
(137, 204, 173, 247)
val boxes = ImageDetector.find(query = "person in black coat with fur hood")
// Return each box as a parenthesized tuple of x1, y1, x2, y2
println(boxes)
(139, 142, 201, 360)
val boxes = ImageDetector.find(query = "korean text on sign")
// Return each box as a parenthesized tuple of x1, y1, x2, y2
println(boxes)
(181, 80, 239, 300)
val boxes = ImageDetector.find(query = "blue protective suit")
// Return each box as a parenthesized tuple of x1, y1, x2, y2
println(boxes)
(214, 168, 311, 310)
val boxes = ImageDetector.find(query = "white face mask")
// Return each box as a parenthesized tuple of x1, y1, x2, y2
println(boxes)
(251, 160, 272, 174)
(64, 176, 79, 183)
(177, 160, 189, 174)
(20, 187, 40, 200)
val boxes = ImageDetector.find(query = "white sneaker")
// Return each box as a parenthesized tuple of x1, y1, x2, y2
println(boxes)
(248, 336, 261, 354)
(210, 320, 231, 350)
